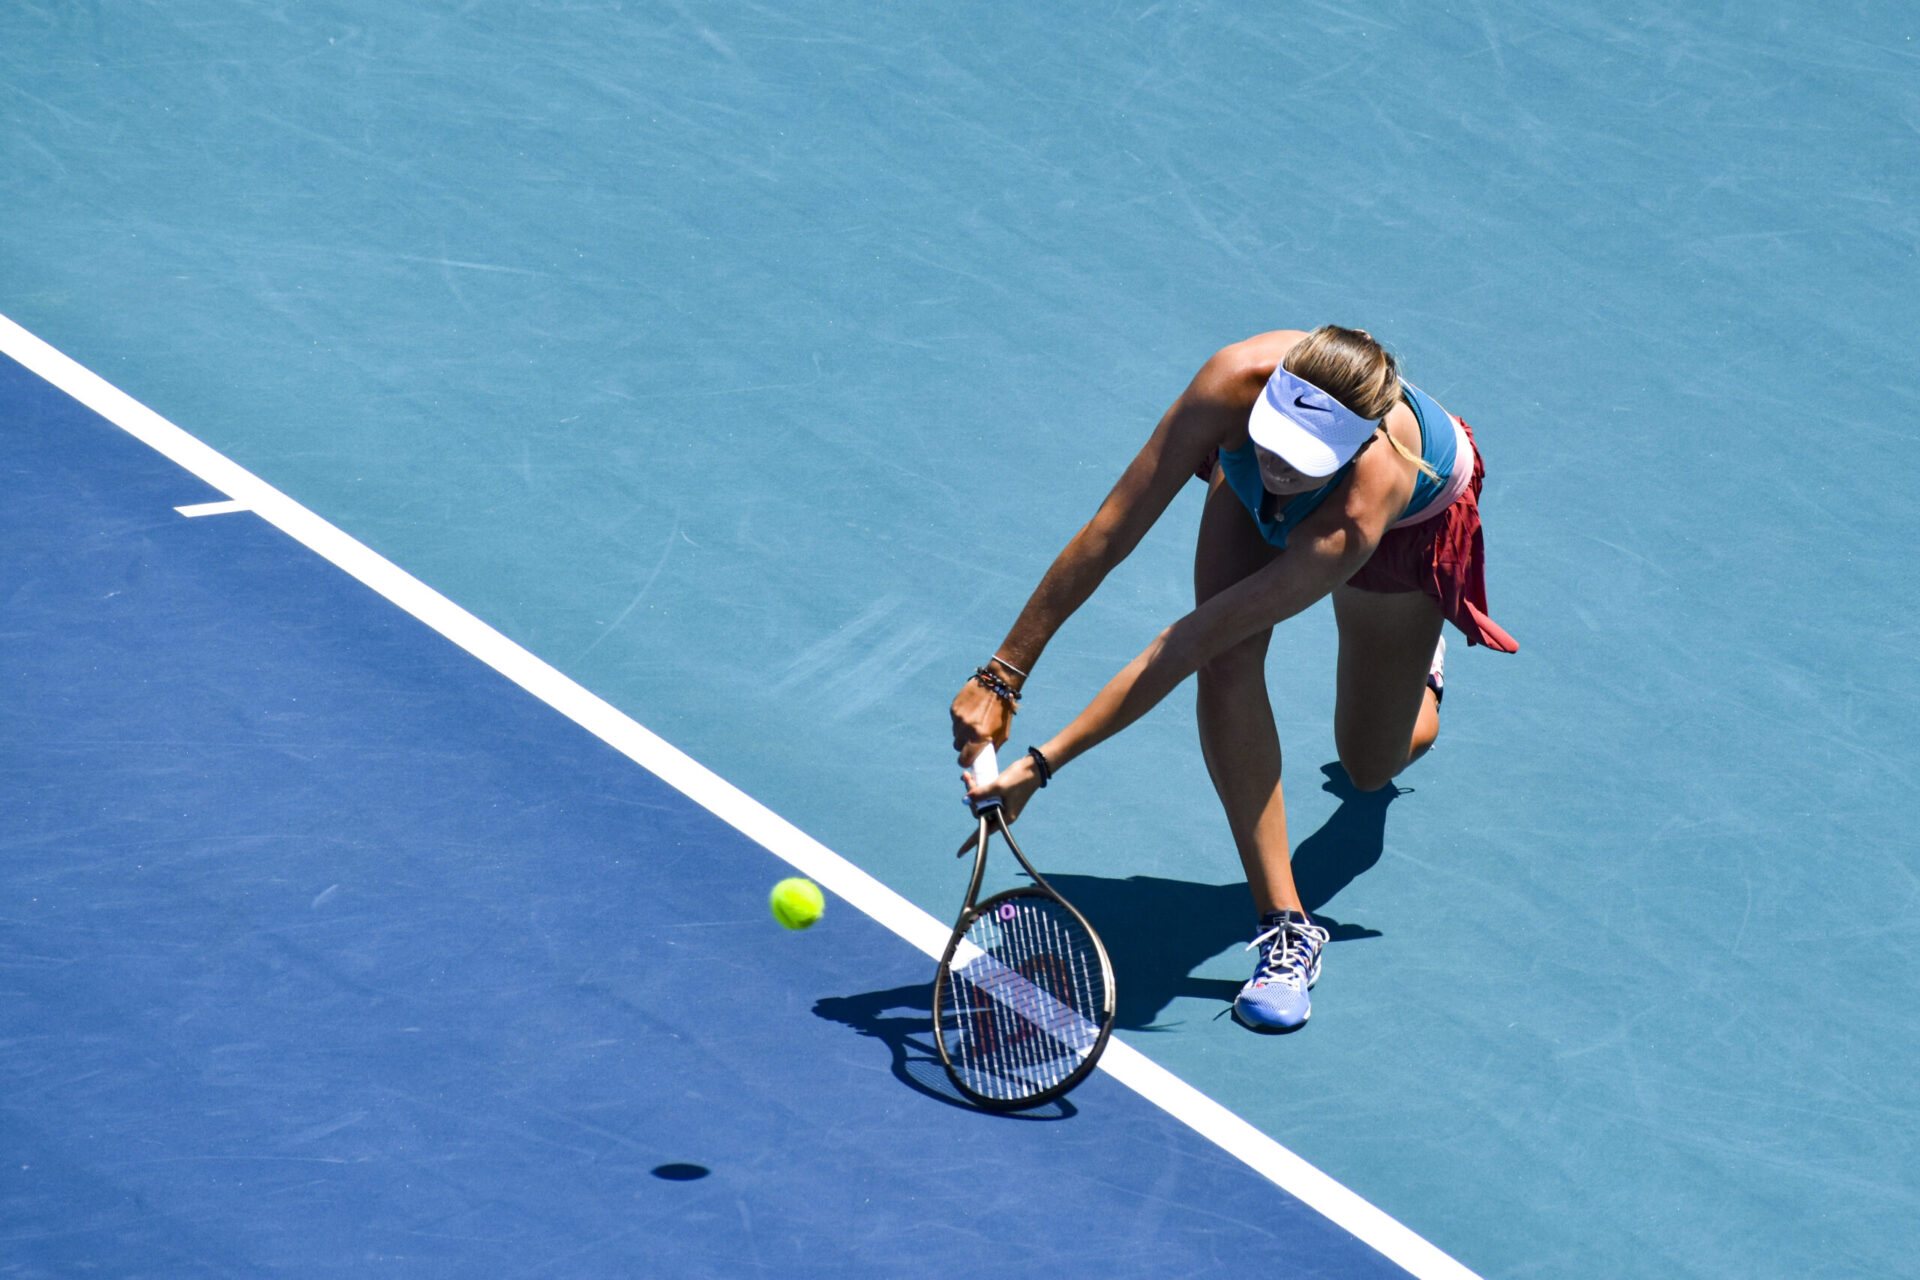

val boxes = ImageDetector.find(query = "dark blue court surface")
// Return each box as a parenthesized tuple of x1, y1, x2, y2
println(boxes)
(1, 358, 1410, 1274)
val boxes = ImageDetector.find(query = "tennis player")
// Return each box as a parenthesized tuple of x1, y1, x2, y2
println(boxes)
(950, 326, 1516, 1032)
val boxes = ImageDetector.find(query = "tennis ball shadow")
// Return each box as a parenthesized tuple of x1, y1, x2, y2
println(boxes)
(1045, 763, 1401, 1030)
(811, 984, 1076, 1121)
(651, 1163, 711, 1181)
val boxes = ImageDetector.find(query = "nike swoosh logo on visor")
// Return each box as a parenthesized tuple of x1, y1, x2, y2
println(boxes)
(1292, 394, 1327, 413)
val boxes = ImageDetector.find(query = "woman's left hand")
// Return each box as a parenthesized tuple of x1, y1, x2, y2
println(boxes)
(963, 752, 1044, 825)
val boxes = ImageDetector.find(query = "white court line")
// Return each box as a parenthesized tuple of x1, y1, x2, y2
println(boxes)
(176, 498, 251, 517)
(0, 312, 1481, 1280)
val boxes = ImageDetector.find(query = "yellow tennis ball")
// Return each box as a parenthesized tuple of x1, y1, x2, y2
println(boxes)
(769, 877, 825, 930)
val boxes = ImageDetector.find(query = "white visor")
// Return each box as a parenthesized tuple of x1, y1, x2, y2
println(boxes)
(1246, 366, 1378, 479)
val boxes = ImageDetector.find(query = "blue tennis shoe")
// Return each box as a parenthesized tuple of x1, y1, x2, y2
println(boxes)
(1232, 910, 1330, 1032)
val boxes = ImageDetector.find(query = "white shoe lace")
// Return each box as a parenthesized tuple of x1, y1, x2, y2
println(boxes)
(1245, 919, 1330, 986)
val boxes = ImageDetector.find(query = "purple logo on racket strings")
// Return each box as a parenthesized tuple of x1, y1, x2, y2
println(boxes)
(998, 903, 1017, 922)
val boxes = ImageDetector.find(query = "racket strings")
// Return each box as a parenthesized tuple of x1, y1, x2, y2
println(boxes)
(942, 895, 1108, 1102)
(992, 903, 1061, 1087)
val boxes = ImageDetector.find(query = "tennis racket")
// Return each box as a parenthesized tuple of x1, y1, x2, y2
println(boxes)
(932, 741, 1116, 1111)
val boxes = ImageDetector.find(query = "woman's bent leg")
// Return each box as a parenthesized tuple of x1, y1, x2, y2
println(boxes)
(1331, 583, 1446, 792)
(1194, 475, 1300, 915)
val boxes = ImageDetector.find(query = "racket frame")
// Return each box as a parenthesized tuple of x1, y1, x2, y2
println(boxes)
(933, 780, 1117, 1111)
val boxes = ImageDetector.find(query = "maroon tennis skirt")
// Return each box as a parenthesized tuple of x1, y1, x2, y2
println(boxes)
(1346, 419, 1517, 652)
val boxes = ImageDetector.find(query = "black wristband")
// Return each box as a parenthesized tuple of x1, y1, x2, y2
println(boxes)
(1026, 746, 1053, 787)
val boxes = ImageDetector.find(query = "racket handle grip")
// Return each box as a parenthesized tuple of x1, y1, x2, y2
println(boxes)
(966, 740, 1002, 813)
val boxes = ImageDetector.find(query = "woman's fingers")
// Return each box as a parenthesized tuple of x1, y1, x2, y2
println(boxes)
(961, 757, 1037, 824)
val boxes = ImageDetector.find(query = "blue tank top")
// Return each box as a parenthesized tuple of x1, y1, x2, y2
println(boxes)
(1216, 381, 1459, 549)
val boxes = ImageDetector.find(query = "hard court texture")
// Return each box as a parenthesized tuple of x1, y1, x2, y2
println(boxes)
(1, 353, 1407, 1277)
(3, 3, 1918, 1276)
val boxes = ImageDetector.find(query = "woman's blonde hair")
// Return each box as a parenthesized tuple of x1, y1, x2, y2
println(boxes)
(1283, 325, 1437, 480)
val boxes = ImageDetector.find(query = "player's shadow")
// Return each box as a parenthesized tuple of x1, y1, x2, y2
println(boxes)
(810, 983, 1076, 1120)
(1042, 762, 1404, 1030)
(814, 763, 1404, 1087)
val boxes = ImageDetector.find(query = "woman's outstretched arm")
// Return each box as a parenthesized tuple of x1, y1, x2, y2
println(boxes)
(951, 344, 1281, 758)
(966, 473, 1391, 817)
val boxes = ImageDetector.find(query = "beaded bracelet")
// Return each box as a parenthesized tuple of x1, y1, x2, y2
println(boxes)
(1026, 745, 1053, 787)
(971, 666, 1021, 708)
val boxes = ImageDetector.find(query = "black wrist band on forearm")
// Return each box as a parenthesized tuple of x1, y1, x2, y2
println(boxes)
(1026, 745, 1053, 786)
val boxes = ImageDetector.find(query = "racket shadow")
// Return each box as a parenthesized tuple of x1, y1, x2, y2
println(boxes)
(811, 984, 1076, 1121)
(811, 763, 1404, 1091)
(1043, 763, 1403, 1030)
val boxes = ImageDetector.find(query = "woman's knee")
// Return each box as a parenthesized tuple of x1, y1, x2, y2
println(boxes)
(1333, 735, 1405, 793)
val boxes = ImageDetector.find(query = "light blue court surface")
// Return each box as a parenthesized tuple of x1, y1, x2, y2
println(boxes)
(4, 3, 1919, 1277)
